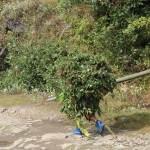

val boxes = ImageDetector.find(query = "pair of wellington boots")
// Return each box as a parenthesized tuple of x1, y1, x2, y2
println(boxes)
(72, 120, 104, 135)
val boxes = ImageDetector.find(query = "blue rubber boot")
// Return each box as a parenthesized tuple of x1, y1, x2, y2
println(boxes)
(72, 128, 82, 135)
(95, 120, 104, 134)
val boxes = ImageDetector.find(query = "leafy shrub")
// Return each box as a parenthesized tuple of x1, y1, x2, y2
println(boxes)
(1, 0, 37, 19)
(0, 38, 63, 92)
(59, 0, 86, 9)
(87, 0, 150, 72)
(59, 51, 116, 120)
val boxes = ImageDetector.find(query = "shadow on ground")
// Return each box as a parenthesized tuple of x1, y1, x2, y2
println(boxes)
(111, 112, 150, 132)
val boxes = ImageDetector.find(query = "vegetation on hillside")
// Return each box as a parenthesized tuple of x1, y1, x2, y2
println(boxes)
(0, 0, 149, 90)
(0, 0, 149, 126)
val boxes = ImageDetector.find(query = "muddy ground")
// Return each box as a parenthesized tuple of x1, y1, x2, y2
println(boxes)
(0, 104, 150, 150)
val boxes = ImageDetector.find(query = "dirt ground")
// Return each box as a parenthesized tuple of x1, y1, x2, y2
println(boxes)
(0, 103, 150, 150)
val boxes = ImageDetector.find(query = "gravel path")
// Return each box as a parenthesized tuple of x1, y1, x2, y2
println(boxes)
(0, 106, 150, 150)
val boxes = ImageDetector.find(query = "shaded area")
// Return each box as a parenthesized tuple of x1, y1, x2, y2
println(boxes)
(31, 119, 70, 134)
(0, 45, 9, 72)
(112, 112, 150, 132)
(0, 140, 13, 147)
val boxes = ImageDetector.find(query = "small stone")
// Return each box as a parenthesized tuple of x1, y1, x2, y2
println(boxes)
(103, 135, 112, 139)
(13, 139, 23, 147)
(30, 120, 42, 123)
(18, 143, 25, 148)
(24, 138, 37, 143)
(144, 133, 150, 139)
(0, 126, 6, 131)
(19, 108, 28, 113)
(11, 125, 29, 134)
(116, 136, 124, 142)
(45, 142, 51, 145)
(0, 107, 7, 113)
(24, 144, 40, 149)
(41, 133, 67, 141)
(61, 143, 73, 149)
(93, 140, 110, 146)
(114, 144, 125, 149)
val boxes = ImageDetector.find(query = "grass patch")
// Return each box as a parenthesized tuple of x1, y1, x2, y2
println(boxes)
(39, 0, 58, 4)
(0, 93, 34, 107)
(99, 97, 150, 134)
(113, 112, 150, 131)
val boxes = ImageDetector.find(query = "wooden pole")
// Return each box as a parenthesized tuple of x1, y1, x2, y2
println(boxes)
(116, 69, 150, 83)
(46, 70, 150, 102)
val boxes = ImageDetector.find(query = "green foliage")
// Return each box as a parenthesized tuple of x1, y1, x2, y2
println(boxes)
(0, 0, 149, 108)
(60, 51, 116, 120)
(87, 0, 150, 72)
(58, 0, 150, 72)
(0, 38, 63, 92)
(59, 0, 86, 9)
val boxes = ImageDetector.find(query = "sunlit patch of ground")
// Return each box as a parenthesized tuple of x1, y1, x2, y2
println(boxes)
(100, 93, 150, 134)
(0, 93, 33, 107)
(0, 91, 150, 134)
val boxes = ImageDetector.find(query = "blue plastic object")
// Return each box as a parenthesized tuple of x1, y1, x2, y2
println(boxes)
(95, 120, 104, 134)
(72, 128, 82, 135)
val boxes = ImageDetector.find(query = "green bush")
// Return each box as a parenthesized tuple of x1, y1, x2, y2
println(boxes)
(0, 38, 63, 92)
(59, 51, 116, 120)
(59, 0, 86, 9)
(88, 0, 150, 72)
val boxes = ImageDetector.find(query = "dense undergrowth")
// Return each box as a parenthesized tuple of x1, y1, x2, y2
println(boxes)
(0, 0, 149, 107)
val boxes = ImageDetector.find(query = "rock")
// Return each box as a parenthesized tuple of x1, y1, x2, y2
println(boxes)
(0, 126, 6, 131)
(24, 137, 37, 143)
(114, 144, 126, 149)
(45, 142, 52, 145)
(60, 143, 73, 149)
(30, 119, 42, 123)
(18, 143, 25, 148)
(144, 133, 150, 139)
(7, 107, 19, 113)
(0, 107, 7, 113)
(0, 139, 23, 149)
(41, 133, 67, 141)
(13, 139, 23, 147)
(18, 108, 28, 113)
(104, 135, 114, 140)
(24, 144, 40, 149)
(46, 96, 56, 102)
(3, 19, 26, 34)
(93, 142, 103, 146)
(11, 125, 29, 134)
